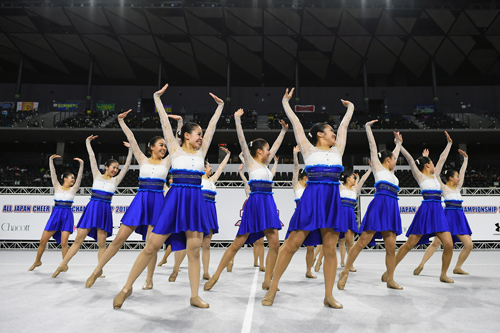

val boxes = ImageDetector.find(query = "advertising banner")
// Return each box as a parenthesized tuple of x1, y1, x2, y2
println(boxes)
(96, 103, 115, 112)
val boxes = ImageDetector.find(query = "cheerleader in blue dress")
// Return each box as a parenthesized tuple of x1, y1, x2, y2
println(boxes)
(338, 120, 402, 290)
(338, 166, 371, 271)
(166, 146, 231, 282)
(85, 110, 182, 289)
(203, 108, 287, 292)
(414, 149, 472, 276)
(113, 83, 224, 309)
(28, 154, 83, 271)
(52, 135, 132, 278)
(263, 88, 354, 308)
(387, 131, 455, 284)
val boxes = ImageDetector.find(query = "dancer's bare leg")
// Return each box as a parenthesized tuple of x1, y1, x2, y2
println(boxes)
(262, 230, 308, 305)
(53, 228, 91, 277)
(337, 230, 375, 289)
(454, 234, 472, 274)
(202, 232, 213, 279)
(262, 229, 279, 289)
(96, 229, 108, 263)
(143, 225, 158, 289)
(204, 234, 249, 290)
(113, 232, 168, 308)
(320, 228, 343, 308)
(253, 239, 260, 266)
(414, 237, 441, 275)
(185, 230, 207, 307)
(305, 246, 316, 278)
(169, 249, 187, 282)
(435, 231, 454, 282)
(61, 231, 70, 259)
(315, 247, 324, 272)
(91, 224, 134, 276)
(257, 238, 265, 271)
(158, 245, 172, 266)
(381, 231, 401, 289)
(394, 234, 421, 267)
(29, 230, 56, 270)
(339, 238, 346, 267)
(345, 230, 356, 272)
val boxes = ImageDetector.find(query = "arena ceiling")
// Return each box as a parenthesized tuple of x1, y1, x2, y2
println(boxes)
(1, 0, 500, 86)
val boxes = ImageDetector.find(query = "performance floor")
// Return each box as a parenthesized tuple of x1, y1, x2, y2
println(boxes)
(0, 248, 498, 333)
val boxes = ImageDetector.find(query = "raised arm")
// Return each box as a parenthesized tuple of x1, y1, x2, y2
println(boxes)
(354, 167, 372, 193)
(392, 132, 402, 160)
(167, 114, 184, 145)
(154, 84, 180, 154)
(49, 155, 61, 189)
(457, 149, 468, 189)
(86, 135, 100, 178)
(399, 144, 424, 183)
(201, 93, 224, 155)
(266, 120, 288, 164)
(282, 88, 313, 154)
(118, 109, 146, 164)
(365, 121, 384, 172)
(270, 156, 279, 177)
(71, 158, 84, 192)
(435, 132, 453, 175)
(211, 147, 230, 183)
(238, 163, 251, 197)
(292, 146, 300, 189)
(114, 142, 133, 185)
(335, 100, 355, 156)
(234, 108, 252, 165)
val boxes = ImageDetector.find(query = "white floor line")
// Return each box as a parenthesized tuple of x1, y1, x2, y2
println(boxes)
(241, 268, 259, 333)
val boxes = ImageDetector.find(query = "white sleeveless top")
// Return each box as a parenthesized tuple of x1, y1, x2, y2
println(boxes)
(294, 187, 305, 200)
(92, 175, 117, 193)
(340, 188, 357, 200)
(420, 175, 440, 191)
(202, 177, 216, 192)
(54, 190, 76, 202)
(305, 149, 342, 166)
(171, 150, 205, 172)
(249, 165, 273, 181)
(374, 169, 399, 186)
(139, 161, 169, 180)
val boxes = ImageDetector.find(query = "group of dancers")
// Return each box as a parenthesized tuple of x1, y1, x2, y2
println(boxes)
(28, 85, 473, 310)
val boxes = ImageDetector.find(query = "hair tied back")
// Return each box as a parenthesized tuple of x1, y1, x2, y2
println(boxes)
(415, 159, 420, 165)
(249, 141, 253, 147)
(377, 152, 381, 159)
(308, 132, 312, 138)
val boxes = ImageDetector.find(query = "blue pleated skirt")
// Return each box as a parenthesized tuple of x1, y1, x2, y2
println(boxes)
(76, 193, 114, 241)
(288, 165, 347, 246)
(44, 204, 74, 244)
(122, 179, 165, 241)
(360, 181, 402, 244)
(406, 191, 450, 245)
(444, 200, 472, 244)
(153, 169, 210, 251)
(237, 180, 281, 244)
(339, 199, 358, 239)
(203, 190, 219, 235)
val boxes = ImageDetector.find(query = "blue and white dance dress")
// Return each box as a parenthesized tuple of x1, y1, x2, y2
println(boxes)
(285, 187, 305, 239)
(121, 160, 168, 240)
(202, 177, 219, 235)
(77, 175, 117, 241)
(153, 151, 211, 251)
(339, 187, 358, 239)
(287, 150, 347, 246)
(443, 191, 472, 244)
(44, 190, 75, 244)
(360, 169, 402, 242)
(237, 165, 282, 244)
(406, 176, 450, 245)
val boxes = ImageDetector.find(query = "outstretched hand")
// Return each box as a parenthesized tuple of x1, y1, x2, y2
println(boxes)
(234, 108, 244, 118)
(50, 154, 61, 160)
(293, 145, 300, 154)
(444, 131, 452, 143)
(394, 131, 403, 144)
(458, 149, 468, 158)
(341, 99, 352, 107)
(86, 135, 98, 141)
(168, 114, 182, 121)
(366, 120, 378, 127)
(284, 88, 295, 99)
(209, 93, 223, 104)
(220, 146, 230, 155)
(118, 109, 132, 120)
(422, 148, 429, 157)
(155, 83, 168, 96)
(238, 164, 244, 172)
(74, 158, 84, 163)
(274, 156, 279, 163)
(123, 141, 131, 148)
(279, 119, 289, 130)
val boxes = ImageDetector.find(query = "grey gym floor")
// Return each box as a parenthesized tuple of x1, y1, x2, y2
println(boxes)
(0, 248, 498, 333)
